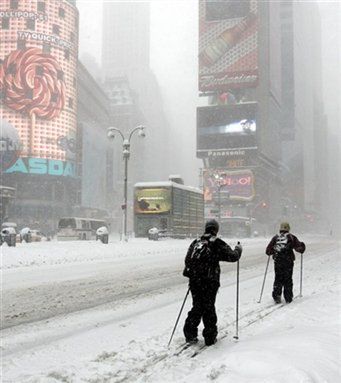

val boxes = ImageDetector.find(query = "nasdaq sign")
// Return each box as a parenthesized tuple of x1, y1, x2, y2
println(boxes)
(5, 157, 76, 177)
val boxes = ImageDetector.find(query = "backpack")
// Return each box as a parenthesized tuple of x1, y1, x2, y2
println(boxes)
(185, 238, 214, 279)
(273, 233, 293, 260)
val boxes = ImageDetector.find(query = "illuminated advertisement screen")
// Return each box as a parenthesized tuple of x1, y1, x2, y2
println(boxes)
(203, 169, 255, 202)
(0, 0, 79, 177)
(197, 102, 257, 158)
(199, 0, 258, 92)
(134, 188, 172, 214)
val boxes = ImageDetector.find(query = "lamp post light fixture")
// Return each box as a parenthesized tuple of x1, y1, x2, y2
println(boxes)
(214, 173, 227, 224)
(107, 125, 146, 241)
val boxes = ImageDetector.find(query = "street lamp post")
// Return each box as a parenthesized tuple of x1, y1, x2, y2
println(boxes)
(214, 173, 226, 224)
(107, 125, 146, 241)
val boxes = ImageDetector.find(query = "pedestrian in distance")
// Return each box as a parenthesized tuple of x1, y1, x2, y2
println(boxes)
(183, 219, 242, 346)
(266, 222, 305, 304)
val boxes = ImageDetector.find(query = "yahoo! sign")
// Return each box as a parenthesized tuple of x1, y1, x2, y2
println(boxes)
(5, 157, 76, 177)
(204, 169, 255, 202)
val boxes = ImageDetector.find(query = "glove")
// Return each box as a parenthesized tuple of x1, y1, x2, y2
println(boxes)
(235, 242, 242, 255)
(298, 242, 306, 254)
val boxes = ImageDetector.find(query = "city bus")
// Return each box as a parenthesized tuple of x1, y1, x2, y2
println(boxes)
(57, 217, 107, 241)
(134, 182, 204, 238)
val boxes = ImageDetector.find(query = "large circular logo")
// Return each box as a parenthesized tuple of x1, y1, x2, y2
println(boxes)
(0, 47, 66, 119)
(0, 119, 22, 171)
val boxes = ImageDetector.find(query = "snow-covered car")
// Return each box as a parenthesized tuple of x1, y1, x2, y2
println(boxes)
(20, 227, 32, 243)
(30, 230, 47, 242)
(1, 222, 21, 244)
(96, 226, 109, 244)
(0, 227, 17, 247)
(147, 227, 168, 241)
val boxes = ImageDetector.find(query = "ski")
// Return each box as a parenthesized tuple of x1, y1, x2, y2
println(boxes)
(173, 341, 202, 356)
(190, 301, 287, 358)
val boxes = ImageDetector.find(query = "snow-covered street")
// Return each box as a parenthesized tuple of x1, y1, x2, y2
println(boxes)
(1, 236, 340, 382)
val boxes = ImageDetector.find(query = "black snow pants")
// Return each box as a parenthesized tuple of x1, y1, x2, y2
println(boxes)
(272, 259, 294, 303)
(183, 279, 219, 343)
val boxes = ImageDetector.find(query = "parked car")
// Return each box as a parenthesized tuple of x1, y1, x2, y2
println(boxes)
(1, 222, 21, 244)
(0, 227, 17, 247)
(30, 230, 47, 242)
(20, 227, 32, 243)
(96, 226, 109, 244)
(148, 227, 168, 241)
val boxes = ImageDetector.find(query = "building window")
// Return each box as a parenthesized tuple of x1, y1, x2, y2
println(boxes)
(42, 43, 51, 54)
(2, 18, 10, 30)
(17, 40, 26, 50)
(59, 8, 65, 18)
(68, 98, 73, 109)
(37, 1, 46, 12)
(70, 32, 75, 43)
(57, 70, 64, 81)
(73, 77, 77, 88)
(26, 18, 35, 31)
(64, 49, 70, 60)
(10, 0, 19, 9)
(52, 24, 60, 35)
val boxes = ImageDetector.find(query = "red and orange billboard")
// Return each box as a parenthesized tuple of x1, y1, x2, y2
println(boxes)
(203, 169, 255, 202)
(0, 0, 78, 177)
(199, 0, 258, 92)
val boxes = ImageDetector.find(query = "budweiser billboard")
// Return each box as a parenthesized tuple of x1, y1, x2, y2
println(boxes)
(0, 0, 79, 177)
(203, 169, 255, 202)
(199, 0, 258, 92)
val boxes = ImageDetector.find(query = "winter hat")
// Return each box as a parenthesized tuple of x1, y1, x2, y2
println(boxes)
(205, 219, 219, 234)
(280, 222, 290, 232)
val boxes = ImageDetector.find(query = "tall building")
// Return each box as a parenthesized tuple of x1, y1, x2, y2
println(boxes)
(77, 62, 113, 220)
(0, 0, 79, 232)
(320, 2, 341, 236)
(102, 1, 150, 76)
(197, 0, 284, 236)
(102, 0, 171, 232)
(281, 1, 328, 231)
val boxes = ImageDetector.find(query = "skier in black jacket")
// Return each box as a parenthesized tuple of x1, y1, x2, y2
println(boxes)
(183, 219, 242, 346)
(266, 222, 305, 304)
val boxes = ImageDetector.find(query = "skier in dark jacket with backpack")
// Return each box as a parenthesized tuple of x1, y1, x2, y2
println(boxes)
(183, 219, 242, 346)
(266, 222, 305, 304)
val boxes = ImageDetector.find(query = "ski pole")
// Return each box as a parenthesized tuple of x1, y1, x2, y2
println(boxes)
(299, 253, 303, 297)
(233, 258, 240, 340)
(257, 256, 271, 303)
(168, 287, 190, 348)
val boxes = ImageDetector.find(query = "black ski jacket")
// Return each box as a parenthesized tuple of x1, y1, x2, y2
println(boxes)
(183, 234, 241, 285)
(266, 232, 305, 262)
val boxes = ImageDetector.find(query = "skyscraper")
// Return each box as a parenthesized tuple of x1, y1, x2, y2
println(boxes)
(102, 1, 150, 78)
(102, 0, 170, 232)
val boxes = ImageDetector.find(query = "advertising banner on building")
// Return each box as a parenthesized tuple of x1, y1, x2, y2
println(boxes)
(134, 188, 172, 214)
(199, 0, 258, 92)
(207, 147, 257, 169)
(0, 0, 78, 177)
(197, 102, 257, 158)
(203, 169, 255, 202)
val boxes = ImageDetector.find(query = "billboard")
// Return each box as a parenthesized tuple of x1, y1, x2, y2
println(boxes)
(199, 0, 258, 92)
(0, 0, 79, 177)
(197, 102, 257, 158)
(203, 169, 255, 202)
(134, 188, 172, 214)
